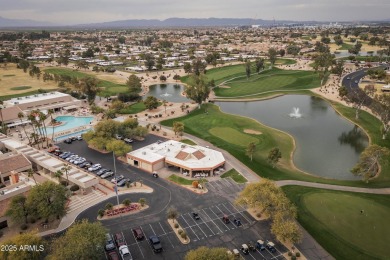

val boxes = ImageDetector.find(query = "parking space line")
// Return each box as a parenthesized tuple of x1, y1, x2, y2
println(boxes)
(247, 251, 257, 260)
(221, 178, 233, 187)
(185, 213, 209, 237)
(206, 181, 217, 190)
(213, 180, 224, 189)
(227, 202, 253, 224)
(271, 253, 285, 259)
(201, 209, 223, 234)
(255, 248, 267, 259)
(213, 205, 234, 230)
(194, 213, 216, 236)
(130, 227, 145, 259)
(179, 215, 200, 241)
(149, 224, 157, 235)
(158, 222, 175, 249)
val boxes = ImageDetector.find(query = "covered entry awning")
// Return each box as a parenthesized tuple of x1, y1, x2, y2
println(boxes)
(63, 105, 79, 110)
(6, 120, 31, 127)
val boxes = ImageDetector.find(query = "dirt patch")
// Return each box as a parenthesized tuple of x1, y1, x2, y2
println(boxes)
(244, 129, 262, 135)
(247, 208, 269, 221)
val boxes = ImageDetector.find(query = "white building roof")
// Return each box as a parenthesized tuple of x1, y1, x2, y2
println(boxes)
(127, 140, 225, 170)
(5, 92, 69, 106)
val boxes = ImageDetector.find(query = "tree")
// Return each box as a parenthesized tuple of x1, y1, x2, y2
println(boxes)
(371, 94, 390, 139)
(26, 168, 37, 185)
(255, 58, 265, 74)
(144, 96, 159, 110)
(27, 181, 67, 221)
(167, 206, 178, 223)
(268, 147, 282, 168)
(286, 45, 301, 56)
(343, 88, 371, 120)
(6, 195, 30, 224)
(159, 75, 167, 81)
(162, 99, 168, 114)
(76, 77, 100, 104)
(75, 60, 89, 70)
(61, 163, 72, 185)
(126, 74, 142, 93)
(48, 219, 106, 260)
(139, 198, 146, 206)
(144, 53, 155, 71)
(184, 63, 192, 74)
(271, 217, 302, 244)
(47, 108, 55, 142)
(54, 170, 63, 183)
(192, 58, 207, 76)
(348, 41, 362, 55)
(0, 231, 45, 260)
(313, 52, 334, 85)
(122, 198, 131, 206)
(82, 48, 94, 58)
(173, 121, 184, 137)
(268, 48, 278, 66)
(106, 139, 132, 156)
(185, 246, 234, 260)
(94, 119, 121, 139)
(331, 59, 344, 77)
(246, 142, 256, 162)
(245, 60, 251, 79)
(279, 49, 286, 57)
(17, 111, 32, 145)
(173, 74, 180, 81)
(351, 145, 390, 182)
(185, 74, 210, 107)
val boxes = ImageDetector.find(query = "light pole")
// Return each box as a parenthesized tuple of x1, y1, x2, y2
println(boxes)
(113, 151, 120, 207)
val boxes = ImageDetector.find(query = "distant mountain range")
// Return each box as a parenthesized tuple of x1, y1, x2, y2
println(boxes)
(1, 16, 390, 29)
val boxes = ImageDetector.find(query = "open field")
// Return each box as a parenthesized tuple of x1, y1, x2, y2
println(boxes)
(283, 186, 390, 260)
(214, 68, 321, 97)
(44, 68, 128, 96)
(0, 64, 58, 98)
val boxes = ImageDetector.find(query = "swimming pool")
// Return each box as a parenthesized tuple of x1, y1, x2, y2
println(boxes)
(46, 116, 94, 134)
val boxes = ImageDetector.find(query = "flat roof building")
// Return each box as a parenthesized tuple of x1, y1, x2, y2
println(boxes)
(126, 140, 225, 177)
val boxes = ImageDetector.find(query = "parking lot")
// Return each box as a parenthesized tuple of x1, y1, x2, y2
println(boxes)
(57, 137, 287, 259)
(104, 203, 287, 260)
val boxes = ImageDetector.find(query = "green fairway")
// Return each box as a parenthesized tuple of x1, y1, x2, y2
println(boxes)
(45, 68, 128, 96)
(220, 169, 247, 183)
(214, 68, 320, 97)
(283, 186, 390, 260)
(10, 86, 32, 91)
(209, 127, 259, 147)
(338, 42, 353, 50)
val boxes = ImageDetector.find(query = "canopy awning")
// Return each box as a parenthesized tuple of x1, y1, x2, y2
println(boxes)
(63, 105, 79, 110)
(7, 120, 31, 127)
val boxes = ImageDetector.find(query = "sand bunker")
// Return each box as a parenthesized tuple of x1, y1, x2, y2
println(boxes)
(244, 129, 262, 135)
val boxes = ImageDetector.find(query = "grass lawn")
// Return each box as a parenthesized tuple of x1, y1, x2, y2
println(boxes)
(119, 102, 147, 114)
(283, 186, 390, 260)
(209, 127, 259, 147)
(181, 59, 296, 86)
(180, 139, 197, 145)
(9, 86, 32, 91)
(168, 174, 208, 185)
(338, 42, 353, 50)
(220, 169, 247, 183)
(214, 68, 320, 97)
(44, 68, 128, 96)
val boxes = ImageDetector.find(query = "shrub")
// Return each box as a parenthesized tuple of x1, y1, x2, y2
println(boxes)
(139, 198, 146, 206)
(291, 256, 296, 260)
(256, 212, 261, 218)
(105, 203, 114, 211)
(70, 184, 79, 191)
(296, 252, 300, 257)
(29, 217, 36, 224)
(288, 252, 292, 256)
(122, 199, 131, 206)
(174, 223, 179, 229)
(178, 229, 183, 235)
(126, 182, 131, 188)
(60, 180, 68, 186)
(98, 209, 105, 218)
(192, 181, 198, 188)
(180, 232, 187, 239)
(20, 223, 28, 230)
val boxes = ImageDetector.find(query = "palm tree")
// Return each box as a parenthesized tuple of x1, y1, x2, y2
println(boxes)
(38, 111, 49, 148)
(26, 168, 37, 185)
(27, 112, 40, 148)
(47, 109, 55, 144)
(162, 99, 168, 114)
(61, 163, 71, 185)
(18, 112, 32, 145)
(0, 101, 5, 134)
(54, 170, 63, 183)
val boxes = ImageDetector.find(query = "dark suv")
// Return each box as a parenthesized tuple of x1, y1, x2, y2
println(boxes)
(149, 235, 162, 253)
(114, 232, 126, 247)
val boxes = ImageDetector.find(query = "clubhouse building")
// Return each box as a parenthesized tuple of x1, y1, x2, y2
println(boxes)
(126, 140, 225, 177)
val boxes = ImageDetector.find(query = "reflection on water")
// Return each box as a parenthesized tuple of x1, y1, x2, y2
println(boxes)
(216, 95, 369, 180)
(338, 126, 369, 153)
(145, 83, 190, 103)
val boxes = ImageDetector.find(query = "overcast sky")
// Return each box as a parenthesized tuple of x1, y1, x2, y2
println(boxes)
(1, 0, 389, 25)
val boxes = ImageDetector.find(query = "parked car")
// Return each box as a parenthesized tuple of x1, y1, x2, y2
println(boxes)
(88, 164, 102, 172)
(68, 156, 80, 163)
(64, 138, 72, 144)
(60, 152, 72, 159)
(192, 212, 200, 220)
(71, 136, 77, 141)
(53, 150, 62, 156)
(105, 233, 116, 251)
(111, 175, 124, 184)
(114, 233, 126, 247)
(74, 158, 86, 165)
(266, 241, 276, 253)
(117, 178, 130, 187)
(79, 161, 91, 168)
(222, 215, 230, 224)
(101, 171, 114, 179)
(132, 227, 144, 240)
(77, 135, 82, 140)
(232, 249, 240, 257)
(108, 251, 120, 260)
(241, 244, 249, 255)
(118, 245, 132, 260)
(66, 155, 78, 162)
(256, 240, 266, 251)
(115, 134, 123, 140)
(233, 218, 241, 226)
(96, 168, 109, 176)
(124, 138, 133, 144)
(149, 235, 162, 253)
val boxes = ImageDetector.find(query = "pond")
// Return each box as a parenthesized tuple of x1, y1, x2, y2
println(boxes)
(145, 83, 190, 103)
(216, 95, 369, 180)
